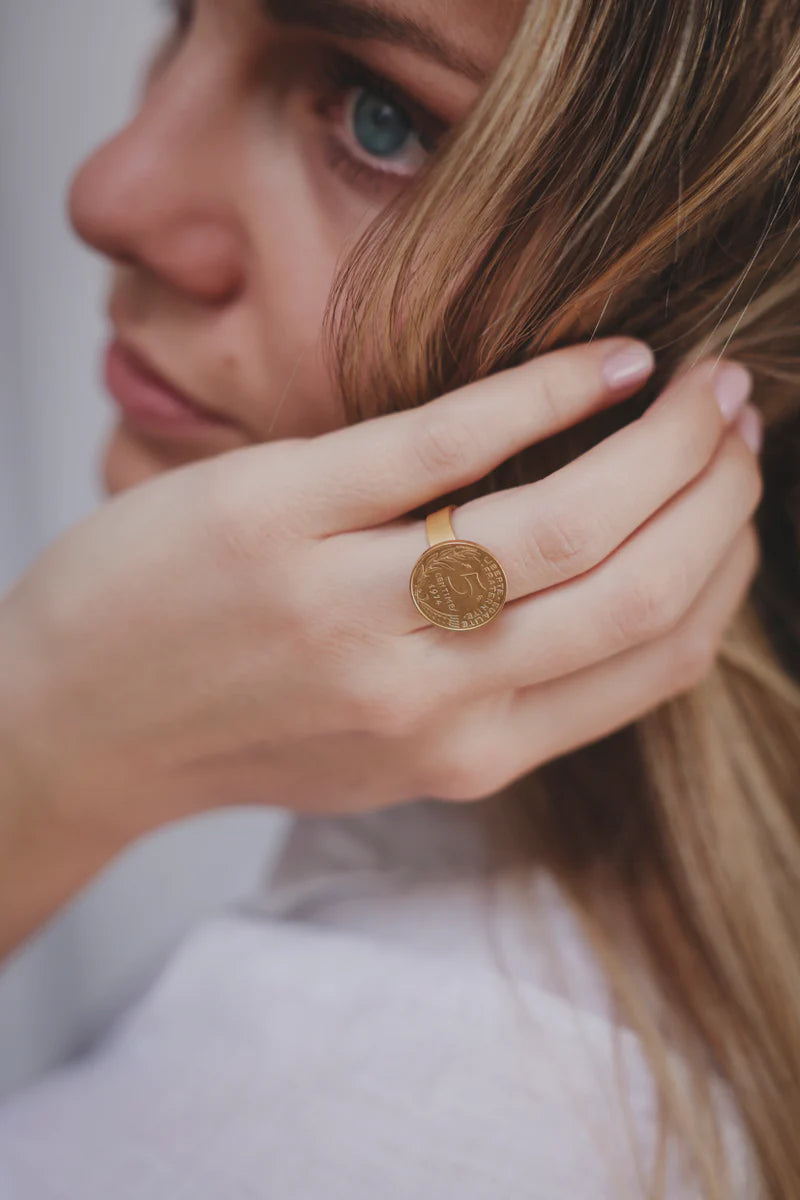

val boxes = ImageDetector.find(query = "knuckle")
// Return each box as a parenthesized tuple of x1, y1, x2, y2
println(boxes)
(301, 611, 397, 731)
(423, 715, 504, 802)
(524, 505, 599, 580)
(609, 567, 686, 646)
(677, 404, 721, 475)
(725, 429, 764, 513)
(348, 670, 425, 738)
(430, 745, 500, 803)
(214, 508, 261, 566)
(204, 469, 266, 566)
(203, 445, 301, 565)
(745, 453, 765, 513)
(304, 604, 350, 664)
(413, 407, 480, 482)
(641, 370, 722, 479)
(530, 363, 564, 426)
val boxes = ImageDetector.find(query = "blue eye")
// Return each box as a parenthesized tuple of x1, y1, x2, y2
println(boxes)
(351, 89, 415, 159)
(316, 55, 446, 192)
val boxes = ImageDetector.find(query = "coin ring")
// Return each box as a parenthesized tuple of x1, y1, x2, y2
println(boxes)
(409, 505, 509, 632)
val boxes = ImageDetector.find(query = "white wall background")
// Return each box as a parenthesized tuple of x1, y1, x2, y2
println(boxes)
(0, 1, 287, 1100)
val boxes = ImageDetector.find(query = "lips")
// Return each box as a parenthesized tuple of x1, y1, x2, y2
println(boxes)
(103, 340, 239, 439)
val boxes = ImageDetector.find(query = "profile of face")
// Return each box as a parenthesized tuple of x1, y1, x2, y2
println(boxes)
(68, 0, 522, 495)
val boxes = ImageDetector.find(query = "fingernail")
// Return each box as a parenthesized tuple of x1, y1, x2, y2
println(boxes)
(713, 361, 752, 422)
(737, 404, 763, 455)
(602, 342, 655, 390)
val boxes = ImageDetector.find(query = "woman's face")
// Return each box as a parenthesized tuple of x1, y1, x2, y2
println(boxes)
(69, 0, 521, 495)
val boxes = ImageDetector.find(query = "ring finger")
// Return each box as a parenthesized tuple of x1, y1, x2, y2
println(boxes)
(411, 420, 763, 703)
(413, 521, 759, 803)
(337, 355, 751, 636)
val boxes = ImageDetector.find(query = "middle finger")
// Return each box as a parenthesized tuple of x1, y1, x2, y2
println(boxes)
(359, 356, 752, 635)
(421, 420, 763, 700)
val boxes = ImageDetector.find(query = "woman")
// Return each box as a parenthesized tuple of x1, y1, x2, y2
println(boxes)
(0, 0, 797, 1195)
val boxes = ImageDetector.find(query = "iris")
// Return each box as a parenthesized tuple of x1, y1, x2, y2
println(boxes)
(352, 90, 413, 159)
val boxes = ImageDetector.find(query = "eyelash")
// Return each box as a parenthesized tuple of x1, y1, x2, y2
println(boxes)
(313, 54, 445, 196)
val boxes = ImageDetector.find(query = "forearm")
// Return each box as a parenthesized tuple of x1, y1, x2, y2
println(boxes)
(0, 603, 125, 966)
(0, 754, 124, 966)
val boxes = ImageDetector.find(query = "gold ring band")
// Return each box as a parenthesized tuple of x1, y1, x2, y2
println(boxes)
(425, 504, 460, 546)
(409, 504, 508, 632)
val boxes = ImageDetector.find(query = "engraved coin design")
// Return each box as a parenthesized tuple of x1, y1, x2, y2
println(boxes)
(410, 541, 508, 632)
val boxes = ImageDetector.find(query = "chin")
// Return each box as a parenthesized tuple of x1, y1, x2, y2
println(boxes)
(101, 423, 188, 496)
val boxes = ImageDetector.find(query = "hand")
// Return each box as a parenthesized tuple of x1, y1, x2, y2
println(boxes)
(2, 338, 761, 841)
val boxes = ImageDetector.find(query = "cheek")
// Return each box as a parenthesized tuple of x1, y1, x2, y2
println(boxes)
(251, 339, 347, 443)
(242, 185, 359, 442)
(247, 266, 348, 442)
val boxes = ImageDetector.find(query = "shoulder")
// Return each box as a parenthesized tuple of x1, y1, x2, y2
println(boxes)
(0, 909, 757, 1199)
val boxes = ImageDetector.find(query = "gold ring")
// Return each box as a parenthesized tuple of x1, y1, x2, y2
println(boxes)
(409, 504, 508, 632)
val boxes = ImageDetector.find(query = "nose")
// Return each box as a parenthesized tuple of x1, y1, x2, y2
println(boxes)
(68, 56, 246, 305)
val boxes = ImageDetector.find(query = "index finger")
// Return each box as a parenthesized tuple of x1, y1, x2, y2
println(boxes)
(297, 337, 655, 537)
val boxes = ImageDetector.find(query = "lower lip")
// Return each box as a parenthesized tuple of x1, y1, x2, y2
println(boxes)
(103, 341, 235, 438)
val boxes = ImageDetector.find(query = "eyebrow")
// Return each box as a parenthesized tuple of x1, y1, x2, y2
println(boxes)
(260, 0, 489, 81)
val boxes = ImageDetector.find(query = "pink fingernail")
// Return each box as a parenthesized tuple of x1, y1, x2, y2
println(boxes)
(737, 404, 763, 455)
(602, 343, 656, 390)
(713, 362, 752, 422)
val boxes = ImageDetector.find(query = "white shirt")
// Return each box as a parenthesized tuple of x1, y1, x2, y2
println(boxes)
(0, 798, 758, 1197)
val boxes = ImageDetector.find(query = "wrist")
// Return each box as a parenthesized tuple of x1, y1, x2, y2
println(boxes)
(0, 593, 128, 961)
(0, 590, 41, 814)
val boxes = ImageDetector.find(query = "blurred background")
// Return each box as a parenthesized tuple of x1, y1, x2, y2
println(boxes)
(0, 0, 287, 1100)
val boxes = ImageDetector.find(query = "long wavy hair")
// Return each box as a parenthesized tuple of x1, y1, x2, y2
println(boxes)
(323, 1, 800, 1195)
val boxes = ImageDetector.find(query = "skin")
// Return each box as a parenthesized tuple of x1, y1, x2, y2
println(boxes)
(71, 0, 524, 492)
(0, 0, 763, 962)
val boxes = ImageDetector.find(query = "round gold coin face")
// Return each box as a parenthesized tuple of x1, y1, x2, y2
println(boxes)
(410, 540, 508, 632)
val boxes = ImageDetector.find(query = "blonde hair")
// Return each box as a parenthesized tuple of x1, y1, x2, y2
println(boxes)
(325, 1, 800, 1195)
